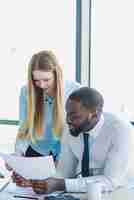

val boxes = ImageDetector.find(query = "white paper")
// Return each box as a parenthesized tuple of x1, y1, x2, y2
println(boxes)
(5, 182, 40, 196)
(0, 157, 11, 177)
(0, 152, 56, 180)
(0, 177, 11, 192)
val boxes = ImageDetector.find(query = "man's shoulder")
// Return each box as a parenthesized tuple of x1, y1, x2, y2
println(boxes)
(103, 112, 118, 121)
(103, 112, 131, 124)
(103, 112, 134, 134)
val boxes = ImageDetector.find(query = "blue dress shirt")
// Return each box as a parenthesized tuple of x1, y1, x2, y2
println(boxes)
(15, 80, 82, 159)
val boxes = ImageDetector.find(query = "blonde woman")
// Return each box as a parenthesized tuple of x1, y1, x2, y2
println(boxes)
(13, 50, 82, 186)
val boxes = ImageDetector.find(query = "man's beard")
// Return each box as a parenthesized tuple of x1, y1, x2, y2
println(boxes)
(69, 118, 91, 137)
(69, 114, 100, 137)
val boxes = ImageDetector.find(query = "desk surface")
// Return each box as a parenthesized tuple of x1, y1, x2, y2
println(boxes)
(0, 186, 134, 200)
(0, 192, 88, 200)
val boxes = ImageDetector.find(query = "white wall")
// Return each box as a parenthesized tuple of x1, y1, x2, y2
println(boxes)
(0, 0, 76, 119)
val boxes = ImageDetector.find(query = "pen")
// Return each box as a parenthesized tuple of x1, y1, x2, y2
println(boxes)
(13, 195, 38, 200)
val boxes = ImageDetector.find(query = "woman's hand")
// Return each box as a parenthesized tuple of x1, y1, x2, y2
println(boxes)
(5, 162, 13, 171)
(12, 171, 32, 187)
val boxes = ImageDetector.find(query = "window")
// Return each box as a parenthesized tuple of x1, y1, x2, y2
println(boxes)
(91, 0, 134, 121)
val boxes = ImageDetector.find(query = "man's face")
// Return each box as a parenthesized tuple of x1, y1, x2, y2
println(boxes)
(66, 99, 95, 137)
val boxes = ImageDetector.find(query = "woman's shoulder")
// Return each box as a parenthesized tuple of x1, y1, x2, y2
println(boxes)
(64, 80, 81, 89)
(20, 85, 28, 96)
(64, 80, 82, 94)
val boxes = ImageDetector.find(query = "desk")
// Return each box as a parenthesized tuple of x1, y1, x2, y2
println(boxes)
(65, 189, 134, 200)
(0, 186, 134, 200)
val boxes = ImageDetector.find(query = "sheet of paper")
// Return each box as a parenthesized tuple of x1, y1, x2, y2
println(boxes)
(0, 177, 11, 192)
(5, 182, 39, 196)
(0, 157, 12, 177)
(0, 153, 56, 180)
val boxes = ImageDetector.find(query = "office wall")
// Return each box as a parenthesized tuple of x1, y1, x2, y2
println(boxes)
(0, 0, 76, 119)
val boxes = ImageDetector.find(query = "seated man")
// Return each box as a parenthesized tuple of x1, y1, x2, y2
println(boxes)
(31, 87, 134, 194)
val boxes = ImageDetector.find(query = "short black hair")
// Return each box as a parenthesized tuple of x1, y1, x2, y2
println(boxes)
(68, 87, 104, 112)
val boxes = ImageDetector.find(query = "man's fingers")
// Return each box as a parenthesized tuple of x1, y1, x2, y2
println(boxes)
(31, 180, 48, 193)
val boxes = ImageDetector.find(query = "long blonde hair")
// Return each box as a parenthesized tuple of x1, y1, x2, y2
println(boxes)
(17, 50, 64, 143)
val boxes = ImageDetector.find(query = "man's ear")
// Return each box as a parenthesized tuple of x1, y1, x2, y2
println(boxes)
(88, 113, 92, 120)
(88, 110, 97, 120)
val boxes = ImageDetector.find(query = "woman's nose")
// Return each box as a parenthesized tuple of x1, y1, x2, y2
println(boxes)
(39, 81, 47, 88)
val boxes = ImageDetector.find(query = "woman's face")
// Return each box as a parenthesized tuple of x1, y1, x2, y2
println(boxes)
(32, 70, 56, 96)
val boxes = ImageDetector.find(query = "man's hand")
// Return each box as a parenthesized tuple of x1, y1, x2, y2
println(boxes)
(12, 172, 32, 187)
(31, 178, 65, 194)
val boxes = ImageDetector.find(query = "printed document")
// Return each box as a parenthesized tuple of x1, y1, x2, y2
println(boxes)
(0, 153, 56, 180)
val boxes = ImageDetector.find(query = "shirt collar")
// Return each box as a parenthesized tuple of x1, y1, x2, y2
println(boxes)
(44, 95, 54, 104)
(85, 114, 104, 139)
